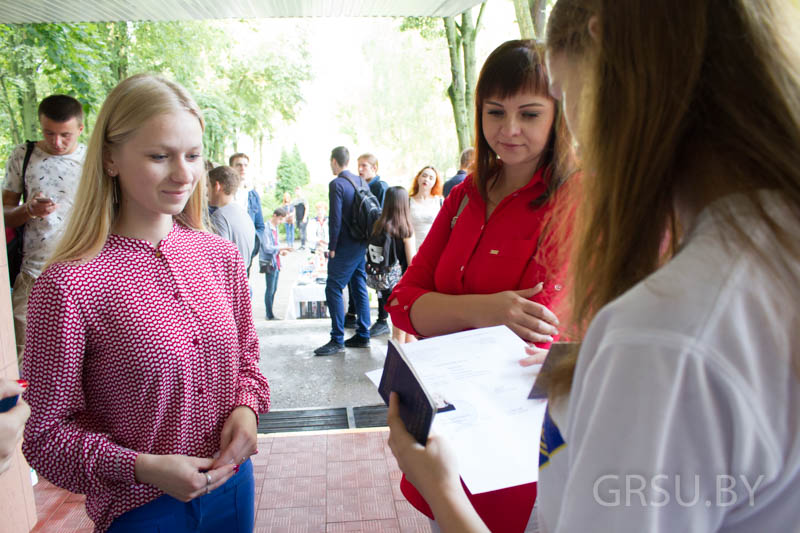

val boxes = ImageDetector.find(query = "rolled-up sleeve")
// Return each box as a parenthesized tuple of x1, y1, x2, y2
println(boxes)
(388, 187, 462, 336)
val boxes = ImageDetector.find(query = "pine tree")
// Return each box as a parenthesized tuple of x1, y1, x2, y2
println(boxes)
(274, 144, 310, 202)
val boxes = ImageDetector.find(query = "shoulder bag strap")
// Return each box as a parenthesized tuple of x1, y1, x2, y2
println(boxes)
(450, 194, 469, 229)
(341, 174, 360, 192)
(21, 140, 36, 202)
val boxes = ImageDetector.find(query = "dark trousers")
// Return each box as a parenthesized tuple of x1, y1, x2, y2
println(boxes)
(346, 281, 356, 317)
(377, 290, 390, 321)
(108, 460, 254, 532)
(349, 286, 388, 321)
(326, 246, 370, 343)
(264, 268, 279, 319)
(297, 221, 307, 247)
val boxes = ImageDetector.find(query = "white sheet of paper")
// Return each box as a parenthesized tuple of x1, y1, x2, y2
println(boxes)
(367, 325, 547, 494)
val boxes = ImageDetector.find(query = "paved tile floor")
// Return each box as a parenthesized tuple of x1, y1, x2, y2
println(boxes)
(30, 429, 432, 533)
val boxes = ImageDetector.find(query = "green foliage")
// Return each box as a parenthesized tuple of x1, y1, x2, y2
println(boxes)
(0, 21, 310, 168)
(274, 145, 310, 202)
(400, 5, 485, 154)
(399, 17, 444, 40)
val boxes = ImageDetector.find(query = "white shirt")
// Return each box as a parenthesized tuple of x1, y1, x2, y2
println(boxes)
(537, 193, 800, 533)
(3, 142, 86, 277)
(409, 195, 442, 251)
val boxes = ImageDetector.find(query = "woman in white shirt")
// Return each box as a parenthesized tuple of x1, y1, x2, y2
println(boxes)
(408, 165, 443, 251)
(386, 1, 800, 532)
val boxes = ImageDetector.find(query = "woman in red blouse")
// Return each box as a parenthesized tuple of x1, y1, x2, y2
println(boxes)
(388, 40, 576, 533)
(21, 74, 270, 532)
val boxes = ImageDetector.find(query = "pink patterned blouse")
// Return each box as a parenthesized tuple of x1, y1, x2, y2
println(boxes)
(21, 223, 271, 532)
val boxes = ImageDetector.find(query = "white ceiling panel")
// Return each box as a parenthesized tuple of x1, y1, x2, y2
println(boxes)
(0, 0, 486, 23)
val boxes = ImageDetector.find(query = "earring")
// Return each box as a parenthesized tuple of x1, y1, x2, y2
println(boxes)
(111, 175, 120, 205)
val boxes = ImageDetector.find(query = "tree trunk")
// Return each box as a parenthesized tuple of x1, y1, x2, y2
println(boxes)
(530, 0, 549, 40)
(461, 3, 484, 146)
(111, 22, 130, 84)
(513, 0, 536, 39)
(443, 16, 470, 153)
(0, 76, 22, 145)
(19, 74, 38, 142)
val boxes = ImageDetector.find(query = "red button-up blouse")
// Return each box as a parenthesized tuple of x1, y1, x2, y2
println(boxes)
(388, 167, 568, 533)
(21, 224, 271, 532)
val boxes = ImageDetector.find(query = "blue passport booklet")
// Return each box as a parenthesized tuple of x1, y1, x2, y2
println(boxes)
(378, 339, 437, 446)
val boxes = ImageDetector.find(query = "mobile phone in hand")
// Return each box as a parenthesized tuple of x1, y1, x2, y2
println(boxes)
(35, 197, 53, 204)
(0, 395, 19, 413)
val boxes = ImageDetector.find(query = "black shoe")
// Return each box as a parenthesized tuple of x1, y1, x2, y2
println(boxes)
(314, 340, 345, 356)
(343, 314, 357, 329)
(344, 334, 370, 348)
(369, 320, 390, 337)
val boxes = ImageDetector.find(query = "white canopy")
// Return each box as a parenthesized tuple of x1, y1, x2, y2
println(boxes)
(0, 0, 486, 23)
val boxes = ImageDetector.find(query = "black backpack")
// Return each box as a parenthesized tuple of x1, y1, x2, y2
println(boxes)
(365, 230, 402, 291)
(342, 174, 381, 242)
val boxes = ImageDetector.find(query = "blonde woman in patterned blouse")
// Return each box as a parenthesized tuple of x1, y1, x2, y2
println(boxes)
(21, 74, 270, 532)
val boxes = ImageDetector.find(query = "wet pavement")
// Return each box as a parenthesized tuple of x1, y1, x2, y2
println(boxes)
(248, 246, 388, 410)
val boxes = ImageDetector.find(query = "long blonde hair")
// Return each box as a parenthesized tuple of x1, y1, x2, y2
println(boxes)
(49, 74, 208, 266)
(543, 0, 800, 399)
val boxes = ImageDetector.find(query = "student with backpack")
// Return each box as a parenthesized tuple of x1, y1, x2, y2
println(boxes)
(314, 146, 376, 356)
(365, 186, 416, 344)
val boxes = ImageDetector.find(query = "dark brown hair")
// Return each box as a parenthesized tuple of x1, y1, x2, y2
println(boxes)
(372, 186, 413, 240)
(38, 94, 84, 124)
(473, 39, 575, 206)
(208, 165, 240, 195)
(228, 152, 249, 166)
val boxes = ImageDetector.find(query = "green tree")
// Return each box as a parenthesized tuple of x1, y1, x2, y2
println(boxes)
(0, 23, 107, 151)
(274, 145, 310, 202)
(402, 4, 486, 153)
(0, 21, 310, 169)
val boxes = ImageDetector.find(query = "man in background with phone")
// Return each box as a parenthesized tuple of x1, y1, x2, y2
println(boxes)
(2, 94, 86, 359)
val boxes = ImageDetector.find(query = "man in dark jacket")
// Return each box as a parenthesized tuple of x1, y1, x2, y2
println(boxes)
(443, 147, 474, 198)
(350, 152, 391, 336)
(357, 153, 388, 206)
(314, 146, 372, 356)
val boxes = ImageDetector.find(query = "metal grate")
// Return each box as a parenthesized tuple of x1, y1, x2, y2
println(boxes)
(352, 405, 389, 429)
(257, 405, 389, 434)
(258, 407, 349, 434)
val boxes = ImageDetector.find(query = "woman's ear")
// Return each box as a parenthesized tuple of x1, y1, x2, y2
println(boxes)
(103, 151, 117, 177)
(588, 15, 600, 41)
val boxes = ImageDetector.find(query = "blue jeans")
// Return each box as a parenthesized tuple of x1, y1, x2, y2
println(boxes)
(326, 246, 370, 343)
(108, 460, 254, 533)
(264, 268, 279, 319)
(284, 223, 295, 247)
